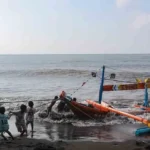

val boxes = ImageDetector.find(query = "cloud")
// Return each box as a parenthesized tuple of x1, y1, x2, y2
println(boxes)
(116, 0, 131, 8)
(131, 13, 150, 29)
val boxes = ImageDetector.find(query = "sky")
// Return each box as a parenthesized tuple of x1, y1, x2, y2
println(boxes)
(0, 0, 150, 54)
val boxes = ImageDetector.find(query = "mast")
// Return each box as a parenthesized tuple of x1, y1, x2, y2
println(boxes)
(144, 83, 148, 107)
(99, 65, 105, 103)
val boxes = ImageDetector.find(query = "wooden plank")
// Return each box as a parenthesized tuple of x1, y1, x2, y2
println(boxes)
(103, 83, 150, 91)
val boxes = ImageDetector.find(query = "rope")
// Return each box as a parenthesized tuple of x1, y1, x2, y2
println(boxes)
(65, 99, 96, 120)
(70, 76, 93, 96)
(106, 66, 150, 79)
(69, 68, 101, 96)
(36, 99, 61, 109)
(96, 74, 137, 84)
(105, 66, 136, 73)
(0, 98, 54, 104)
(32, 96, 97, 120)
(104, 78, 137, 84)
(36, 101, 51, 109)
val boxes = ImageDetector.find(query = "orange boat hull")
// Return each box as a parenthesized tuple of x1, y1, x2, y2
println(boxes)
(134, 105, 150, 112)
(86, 100, 110, 112)
(103, 83, 150, 91)
(63, 98, 108, 119)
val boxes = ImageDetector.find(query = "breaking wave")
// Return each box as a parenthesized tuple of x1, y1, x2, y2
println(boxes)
(0, 68, 150, 80)
(0, 95, 149, 127)
(0, 69, 90, 77)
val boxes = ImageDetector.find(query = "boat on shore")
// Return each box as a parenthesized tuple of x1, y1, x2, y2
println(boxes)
(60, 92, 111, 119)
(60, 65, 150, 135)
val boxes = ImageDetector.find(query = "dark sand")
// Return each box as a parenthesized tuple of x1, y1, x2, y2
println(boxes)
(1, 116, 150, 150)
(0, 138, 150, 150)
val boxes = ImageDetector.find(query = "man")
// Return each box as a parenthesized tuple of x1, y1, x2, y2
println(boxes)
(47, 96, 59, 115)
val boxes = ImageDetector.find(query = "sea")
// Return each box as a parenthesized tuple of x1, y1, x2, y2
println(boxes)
(1, 54, 150, 141)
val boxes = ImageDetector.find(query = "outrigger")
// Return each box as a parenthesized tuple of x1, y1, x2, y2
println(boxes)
(88, 66, 150, 136)
(61, 65, 150, 136)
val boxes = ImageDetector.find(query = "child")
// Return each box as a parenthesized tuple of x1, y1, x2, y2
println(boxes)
(10, 104, 27, 137)
(0, 107, 14, 140)
(26, 101, 36, 132)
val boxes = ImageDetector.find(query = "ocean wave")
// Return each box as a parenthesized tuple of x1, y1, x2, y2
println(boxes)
(0, 69, 90, 77)
(0, 68, 150, 80)
(1, 95, 149, 127)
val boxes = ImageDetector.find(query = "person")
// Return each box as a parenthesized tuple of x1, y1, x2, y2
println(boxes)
(57, 100, 66, 112)
(47, 96, 59, 116)
(57, 91, 69, 112)
(26, 101, 36, 133)
(0, 107, 14, 140)
(10, 104, 27, 137)
(72, 98, 77, 102)
(63, 97, 77, 112)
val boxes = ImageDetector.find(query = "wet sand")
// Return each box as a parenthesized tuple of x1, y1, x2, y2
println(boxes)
(8, 116, 139, 142)
(1, 116, 150, 150)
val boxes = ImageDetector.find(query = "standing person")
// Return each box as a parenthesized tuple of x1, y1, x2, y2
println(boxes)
(9, 104, 27, 137)
(26, 101, 36, 133)
(0, 107, 14, 140)
(47, 96, 59, 116)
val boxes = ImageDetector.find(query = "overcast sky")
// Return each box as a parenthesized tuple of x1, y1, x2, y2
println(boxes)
(0, 0, 150, 54)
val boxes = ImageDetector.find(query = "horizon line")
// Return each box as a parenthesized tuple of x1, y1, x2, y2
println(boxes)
(0, 53, 149, 55)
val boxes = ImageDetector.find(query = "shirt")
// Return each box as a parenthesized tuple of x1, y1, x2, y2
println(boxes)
(0, 114, 9, 132)
(26, 107, 36, 122)
(13, 111, 26, 125)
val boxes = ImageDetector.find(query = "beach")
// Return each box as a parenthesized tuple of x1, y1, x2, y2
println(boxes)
(0, 116, 149, 150)
(0, 54, 150, 149)
(1, 138, 150, 150)
(0, 0, 150, 146)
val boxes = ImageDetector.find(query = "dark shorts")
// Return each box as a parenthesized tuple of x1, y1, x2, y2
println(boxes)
(26, 121, 33, 124)
(16, 123, 26, 132)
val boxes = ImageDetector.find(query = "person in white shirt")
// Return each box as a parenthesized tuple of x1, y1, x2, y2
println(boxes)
(26, 101, 36, 133)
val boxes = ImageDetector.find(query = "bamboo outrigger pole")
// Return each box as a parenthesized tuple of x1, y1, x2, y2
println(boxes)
(87, 100, 150, 127)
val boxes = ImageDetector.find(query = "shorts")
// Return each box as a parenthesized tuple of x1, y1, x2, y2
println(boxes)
(26, 120, 34, 124)
(15, 123, 26, 132)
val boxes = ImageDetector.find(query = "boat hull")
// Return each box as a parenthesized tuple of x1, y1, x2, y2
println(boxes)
(134, 104, 150, 112)
(103, 83, 150, 91)
(63, 98, 108, 119)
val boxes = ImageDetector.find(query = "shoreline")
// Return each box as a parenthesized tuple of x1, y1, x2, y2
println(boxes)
(0, 138, 150, 150)
(4, 113, 150, 150)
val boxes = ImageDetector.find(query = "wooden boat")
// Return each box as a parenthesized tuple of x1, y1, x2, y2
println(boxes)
(61, 96, 110, 119)
(134, 104, 150, 112)
(85, 66, 150, 135)
(103, 83, 150, 91)
(60, 65, 150, 135)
